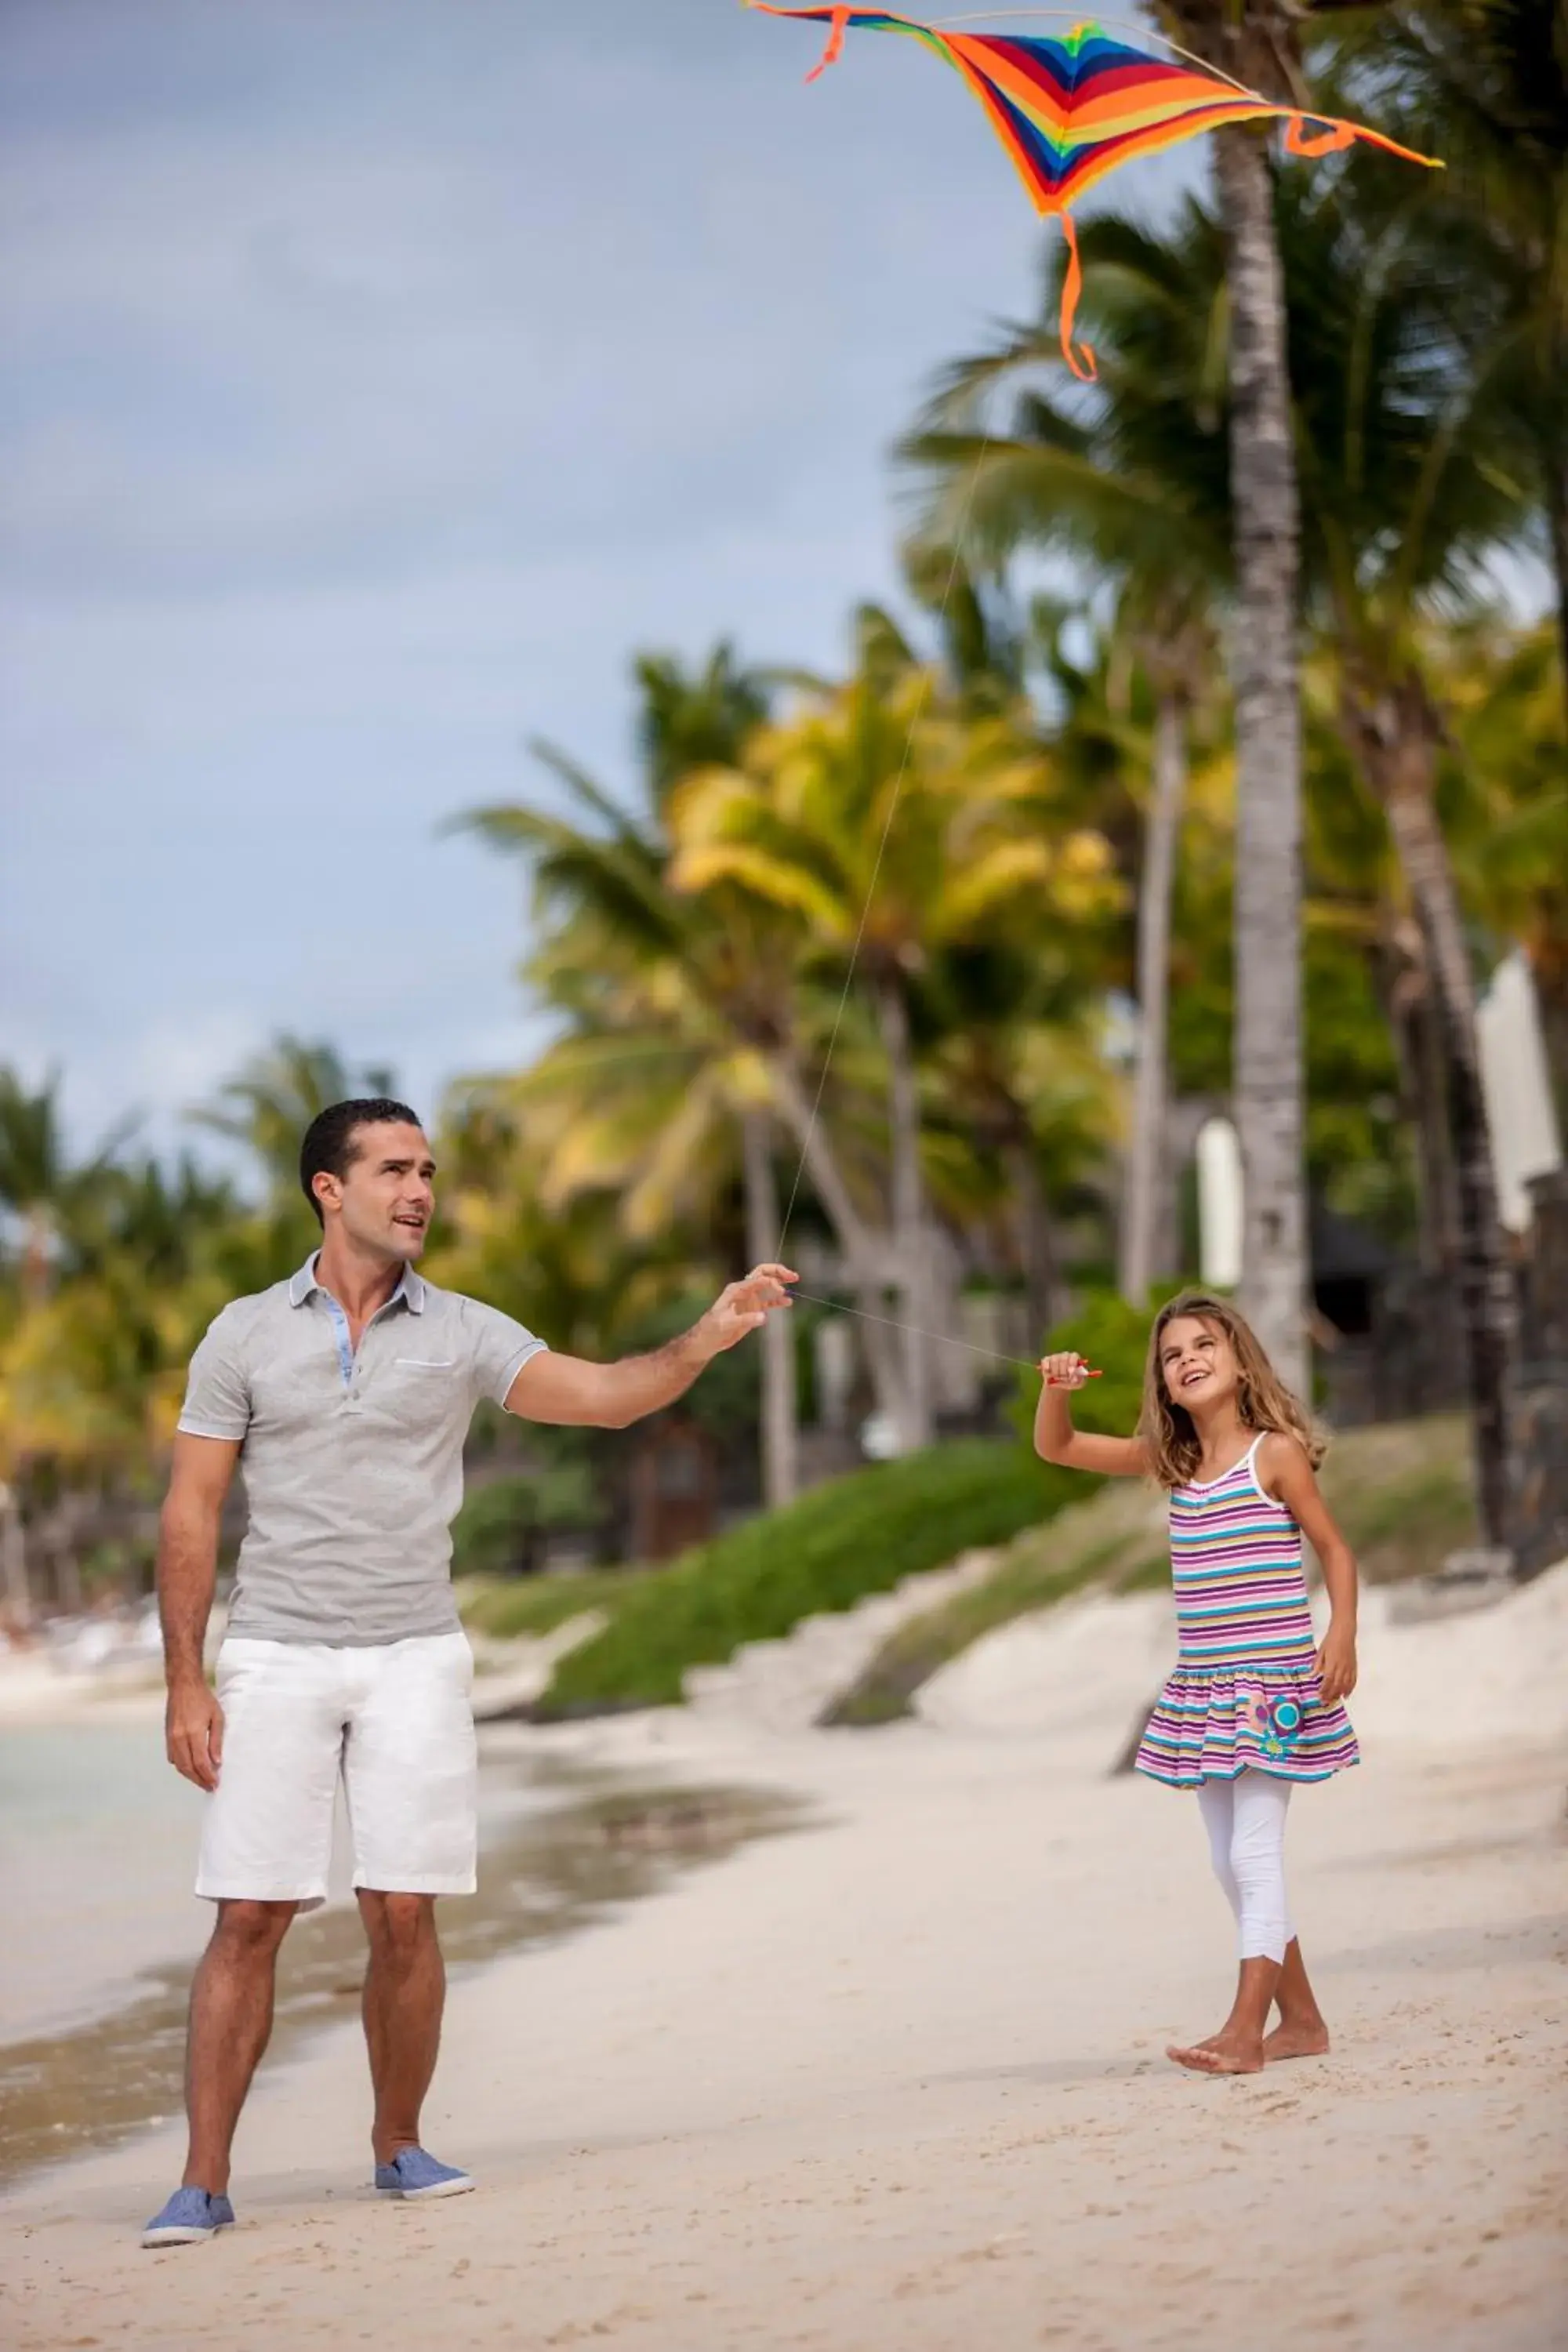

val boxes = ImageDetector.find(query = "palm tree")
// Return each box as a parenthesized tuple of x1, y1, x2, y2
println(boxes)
(0, 1068, 133, 1621)
(902, 214, 1229, 1308)
(667, 616, 1119, 1446)
(429, 1082, 706, 1370)
(1324, 2, 1568, 720)
(462, 647, 818, 1502)
(1154, 0, 1326, 1390)
(0, 1069, 69, 1306)
(1439, 618, 1568, 1122)
(0, 1068, 131, 1305)
(191, 1036, 396, 1205)
(1297, 648, 1461, 1275)
(1283, 158, 1533, 1546)
(914, 151, 1536, 1545)
(485, 965, 810, 1501)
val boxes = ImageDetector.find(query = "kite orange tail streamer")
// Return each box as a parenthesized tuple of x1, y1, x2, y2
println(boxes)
(805, 5, 851, 82)
(1285, 112, 1442, 170)
(1058, 212, 1098, 383)
(1285, 114, 1356, 158)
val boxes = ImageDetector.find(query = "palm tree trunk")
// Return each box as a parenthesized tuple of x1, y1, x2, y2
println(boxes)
(1210, 123, 1309, 1397)
(741, 1108, 798, 1510)
(1408, 975, 1463, 1279)
(876, 979, 935, 1450)
(1548, 448, 1568, 739)
(1120, 689, 1186, 1306)
(1379, 918, 1462, 1279)
(1004, 1131, 1058, 1346)
(1381, 776, 1523, 1554)
(764, 1054, 913, 1432)
(22, 1207, 53, 1308)
(0, 1483, 31, 1631)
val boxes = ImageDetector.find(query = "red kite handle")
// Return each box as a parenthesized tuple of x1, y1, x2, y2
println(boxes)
(1046, 1367, 1103, 1386)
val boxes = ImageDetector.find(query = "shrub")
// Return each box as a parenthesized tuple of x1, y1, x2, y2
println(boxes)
(535, 1439, 1062, 1715)
(450, 1464, 597, 1580)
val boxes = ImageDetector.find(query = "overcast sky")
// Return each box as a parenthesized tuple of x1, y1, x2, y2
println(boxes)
(2, 0, 1195, 1161)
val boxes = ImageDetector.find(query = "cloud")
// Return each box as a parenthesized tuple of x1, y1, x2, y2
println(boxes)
(0, 2, 1053, 599)
(1, 0, 1199, 1156)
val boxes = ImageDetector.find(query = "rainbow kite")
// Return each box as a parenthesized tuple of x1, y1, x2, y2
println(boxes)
(750, 7, 1439, 380)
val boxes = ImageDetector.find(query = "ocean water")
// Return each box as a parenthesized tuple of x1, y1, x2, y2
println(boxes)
(0, 1719, 210, 2042)
(0, 1716, 804, 2187)
(0, 1714, 579, 2044)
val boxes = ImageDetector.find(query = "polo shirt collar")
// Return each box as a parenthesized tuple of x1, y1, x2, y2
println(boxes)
(289, 1254, 426, 1315)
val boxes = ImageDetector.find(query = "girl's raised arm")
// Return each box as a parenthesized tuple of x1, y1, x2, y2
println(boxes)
(1034, 1354, 1149, 1477)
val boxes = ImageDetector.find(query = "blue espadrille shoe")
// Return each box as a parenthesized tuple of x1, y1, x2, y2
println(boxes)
(140, 2186, 236, 2247)
(374, 2147, 474, 2201)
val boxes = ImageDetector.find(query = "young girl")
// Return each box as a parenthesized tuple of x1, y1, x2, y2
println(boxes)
(1036, 1290, 1359, 2076)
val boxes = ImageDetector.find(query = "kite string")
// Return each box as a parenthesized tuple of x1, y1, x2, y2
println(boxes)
(771, 430, 995, 1262)
(764, 428, 1076, 1384)
(787, 1288, 1044, 1373)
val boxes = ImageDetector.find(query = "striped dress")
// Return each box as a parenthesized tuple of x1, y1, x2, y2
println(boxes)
(1135, 1432, 1359, 1789)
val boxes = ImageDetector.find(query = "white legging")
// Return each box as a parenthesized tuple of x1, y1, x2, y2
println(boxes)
(1197, 1771, 1295, 1964)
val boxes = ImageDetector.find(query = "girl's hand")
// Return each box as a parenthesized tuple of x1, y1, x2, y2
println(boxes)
(1040, 1352, 1092, 1390)
(1316, 1616, 1358, 1707)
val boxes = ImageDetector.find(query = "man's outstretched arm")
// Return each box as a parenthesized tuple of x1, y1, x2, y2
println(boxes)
(157, 1432, 241, 1791)
(505, 1263, 796, 1428)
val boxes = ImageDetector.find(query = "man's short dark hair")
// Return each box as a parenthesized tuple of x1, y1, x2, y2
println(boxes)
(299, 1098, 424, 1225)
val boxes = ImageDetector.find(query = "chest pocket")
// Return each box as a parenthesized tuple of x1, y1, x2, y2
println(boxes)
(375, 1357, 463, 1435)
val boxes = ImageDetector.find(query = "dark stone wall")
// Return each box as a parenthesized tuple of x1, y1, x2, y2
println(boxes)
(1518, 1171, 1568, 1577)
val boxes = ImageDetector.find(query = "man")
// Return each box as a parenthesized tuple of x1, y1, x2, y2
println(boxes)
(143, 1097, 793, 2248)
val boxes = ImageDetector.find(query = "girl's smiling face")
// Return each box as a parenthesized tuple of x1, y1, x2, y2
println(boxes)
(1158, 1315, 1239, 1413)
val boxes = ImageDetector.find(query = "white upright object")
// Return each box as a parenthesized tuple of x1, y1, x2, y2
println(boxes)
(1476, 949, 1563, 1232)
(1196, 1114, 1243, 1289)
(814, 1316, 855, 1433)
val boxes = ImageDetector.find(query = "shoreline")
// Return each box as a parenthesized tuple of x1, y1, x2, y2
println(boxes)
(0, 1720, 808, 2186)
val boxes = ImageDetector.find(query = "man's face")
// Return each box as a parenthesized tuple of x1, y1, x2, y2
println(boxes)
(319, 1120, 435, 1261)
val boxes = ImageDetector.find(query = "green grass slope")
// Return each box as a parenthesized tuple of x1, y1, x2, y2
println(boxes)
(457, 1566, 633, 1642)
(531, 1439, 1065, 1717)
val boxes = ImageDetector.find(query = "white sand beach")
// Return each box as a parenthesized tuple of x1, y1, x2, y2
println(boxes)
(3, 1569, 1566, 2352)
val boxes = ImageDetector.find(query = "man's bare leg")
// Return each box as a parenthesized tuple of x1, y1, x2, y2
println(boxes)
(1262, 1936, 1330, 2060)
(1168, 1955, 1280, 2074)
(183, 1899, 299, 2193)
(358, 1890, 445, 2165)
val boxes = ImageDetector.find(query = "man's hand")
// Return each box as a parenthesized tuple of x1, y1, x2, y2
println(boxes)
(699, 1263, 797, 1356)
(506, 1264, 800, 1426)
(166, 1678, 224, 1792)
(1316, 1615, 1358, 1708)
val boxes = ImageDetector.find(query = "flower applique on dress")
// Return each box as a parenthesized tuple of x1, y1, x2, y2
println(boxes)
(1258, 1691, 1305, 1764)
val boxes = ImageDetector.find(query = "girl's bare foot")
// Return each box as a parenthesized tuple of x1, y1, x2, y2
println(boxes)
(1262, 2016, 1330, 2061)
(1166, 2032, 1265, 2074)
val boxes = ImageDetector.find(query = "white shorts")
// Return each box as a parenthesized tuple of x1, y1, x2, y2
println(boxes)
(197, 1631, 477, 1907)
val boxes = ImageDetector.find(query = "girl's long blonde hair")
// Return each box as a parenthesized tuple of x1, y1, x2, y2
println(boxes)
(1138, 1290, 1327, 1492)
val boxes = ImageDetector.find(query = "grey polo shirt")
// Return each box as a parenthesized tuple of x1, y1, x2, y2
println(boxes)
(178, 1256, 546, 1646)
